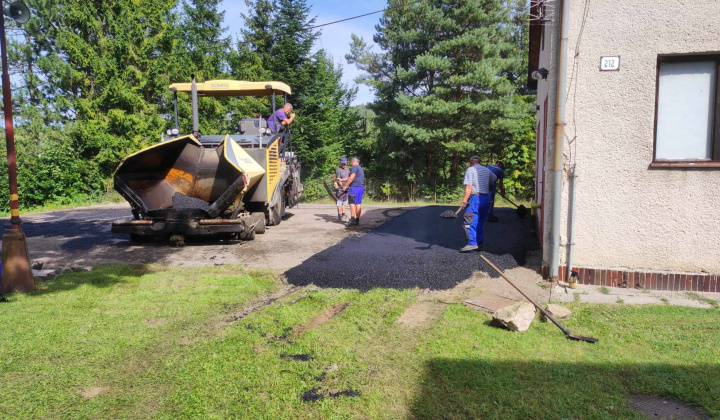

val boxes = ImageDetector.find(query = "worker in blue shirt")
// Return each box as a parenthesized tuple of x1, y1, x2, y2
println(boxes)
(486, 161, 505, 222)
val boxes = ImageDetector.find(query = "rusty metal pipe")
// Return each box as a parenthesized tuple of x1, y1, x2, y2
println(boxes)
(0, 1, 34, 293)
(113, 220, 153, 226)
(198, 219, 244, 225)
(0, 3, 20, 228)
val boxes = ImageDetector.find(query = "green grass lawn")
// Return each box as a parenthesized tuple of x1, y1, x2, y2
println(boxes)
(1, 266, 718, 419)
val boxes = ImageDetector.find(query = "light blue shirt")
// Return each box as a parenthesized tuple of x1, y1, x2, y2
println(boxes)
(463, 164, 496, 194)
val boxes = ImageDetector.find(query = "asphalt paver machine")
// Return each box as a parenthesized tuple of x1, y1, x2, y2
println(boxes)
(111, 78, 302, 243)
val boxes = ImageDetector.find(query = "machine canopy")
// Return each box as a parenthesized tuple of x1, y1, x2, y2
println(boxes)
(169, 80, 292, 97)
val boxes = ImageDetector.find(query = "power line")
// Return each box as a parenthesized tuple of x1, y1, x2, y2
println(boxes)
(307, 0, 424, 30)
(308, 9, 385, 29)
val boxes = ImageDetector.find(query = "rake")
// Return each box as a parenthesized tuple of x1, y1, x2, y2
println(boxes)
(479, 254, 598, 343)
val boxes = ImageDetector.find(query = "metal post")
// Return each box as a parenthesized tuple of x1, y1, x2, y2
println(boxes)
(268, 92, 275, 150)
(191, 75, 199, 138)
(173, 90, 179, 131)
(0, 0, 34, 293)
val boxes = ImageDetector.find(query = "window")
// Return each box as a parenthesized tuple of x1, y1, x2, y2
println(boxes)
(653, 55, 720, 167)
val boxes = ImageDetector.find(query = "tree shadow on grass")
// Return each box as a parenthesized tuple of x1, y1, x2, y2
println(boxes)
(410, 359, 716, 419)
(4, 264, 155, 300)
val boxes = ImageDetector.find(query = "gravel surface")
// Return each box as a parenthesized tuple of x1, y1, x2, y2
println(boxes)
(1, 204, 408, 269)
(286, 206, 539, 291)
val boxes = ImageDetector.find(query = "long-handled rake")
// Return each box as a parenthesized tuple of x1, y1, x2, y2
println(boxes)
(480, 254, 598, 343)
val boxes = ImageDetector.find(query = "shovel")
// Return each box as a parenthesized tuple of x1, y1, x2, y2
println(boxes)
(499, 194, 528, 219)
(439, 205, 465, 218)
(479, 254, 598, 343)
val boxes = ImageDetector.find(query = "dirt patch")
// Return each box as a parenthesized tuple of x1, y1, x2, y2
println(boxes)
(80, 386, 108, 399)
(396, 301, 446, 328)
(221, 285, 300, 327)
(252, 341, 267, 354)
(292, 302, 348, 336)
(144, 318, 168, 327)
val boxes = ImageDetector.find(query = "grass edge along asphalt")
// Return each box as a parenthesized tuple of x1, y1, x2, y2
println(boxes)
(0, 266, 718, 419)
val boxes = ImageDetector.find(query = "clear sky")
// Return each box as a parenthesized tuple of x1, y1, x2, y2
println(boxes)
(220, 0, 385, 105)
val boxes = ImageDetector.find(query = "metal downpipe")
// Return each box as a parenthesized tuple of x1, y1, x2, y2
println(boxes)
(549, 0, 569, 279)
(566, 167, 577, 279)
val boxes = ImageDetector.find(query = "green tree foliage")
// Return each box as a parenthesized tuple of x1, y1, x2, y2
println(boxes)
(4, 0, 178, 208)
(239, 0, 359, 199)
(347, 0, 535, 200)
(1, 0, 360, 209)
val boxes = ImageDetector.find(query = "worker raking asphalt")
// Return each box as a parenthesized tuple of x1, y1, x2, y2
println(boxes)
(285, 206, 538, 291)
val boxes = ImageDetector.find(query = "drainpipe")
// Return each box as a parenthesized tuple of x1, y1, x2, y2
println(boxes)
(548, 0, 569, 279)
(566, 166, 577, 280)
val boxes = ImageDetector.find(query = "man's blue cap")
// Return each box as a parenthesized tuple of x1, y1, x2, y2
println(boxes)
(340, 157, 347, 164)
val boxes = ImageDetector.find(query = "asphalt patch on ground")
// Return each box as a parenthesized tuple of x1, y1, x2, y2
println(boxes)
(286, 206, 539, 291)
(629, 395, 709, 419)
(302, 387, 361, 403)
(280, 353, 314, 362)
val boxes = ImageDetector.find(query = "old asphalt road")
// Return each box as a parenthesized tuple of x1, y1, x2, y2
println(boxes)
(0, 204, 407, 269)
(285, 206, 539, 291)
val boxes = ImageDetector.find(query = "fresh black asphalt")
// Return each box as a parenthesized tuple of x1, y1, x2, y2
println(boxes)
(285, 206, 539, 291)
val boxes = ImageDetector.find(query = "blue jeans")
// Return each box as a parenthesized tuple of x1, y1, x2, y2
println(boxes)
(463, 194, 491, 246)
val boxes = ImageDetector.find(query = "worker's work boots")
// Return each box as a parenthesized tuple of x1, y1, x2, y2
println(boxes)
(460, 244, 482, 253)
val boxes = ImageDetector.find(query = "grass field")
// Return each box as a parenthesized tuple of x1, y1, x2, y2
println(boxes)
(1, 266, 718, 419)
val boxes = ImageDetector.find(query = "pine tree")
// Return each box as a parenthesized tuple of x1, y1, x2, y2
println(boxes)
(2, 0, 178, 209)
(238, 0, 360, 199)
(347, 0, 534, 199)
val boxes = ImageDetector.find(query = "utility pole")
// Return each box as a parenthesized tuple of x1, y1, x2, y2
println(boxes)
(0, 0, 33, 294)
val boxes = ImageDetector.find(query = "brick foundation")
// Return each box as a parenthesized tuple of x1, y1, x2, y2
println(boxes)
(541, 266, 720, 292)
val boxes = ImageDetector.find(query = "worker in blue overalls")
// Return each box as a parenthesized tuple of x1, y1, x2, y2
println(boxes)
(459, 156, 497, 252)
(486, 161, 505, 222)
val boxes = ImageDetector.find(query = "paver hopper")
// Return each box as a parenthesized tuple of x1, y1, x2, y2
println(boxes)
(111, 77, 302, 242)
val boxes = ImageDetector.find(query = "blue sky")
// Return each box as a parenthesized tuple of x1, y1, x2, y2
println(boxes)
(220, 0, 385, 105)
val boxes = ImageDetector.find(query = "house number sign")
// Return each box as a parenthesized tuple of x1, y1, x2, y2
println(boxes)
(600, 56, 621, 71)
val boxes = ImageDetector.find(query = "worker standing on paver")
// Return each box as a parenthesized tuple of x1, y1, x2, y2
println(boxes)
(459, 156, 496, 252)
(486, 161, 505, 222)
(268, 103, 296, 133)
(342, 157, 365, 226)
(334, 157, 350, 221)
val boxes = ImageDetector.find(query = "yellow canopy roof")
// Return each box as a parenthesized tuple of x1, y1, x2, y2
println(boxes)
(169, 80, 292, 97)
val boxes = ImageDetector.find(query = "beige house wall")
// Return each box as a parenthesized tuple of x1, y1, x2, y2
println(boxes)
(535, 0, 720, 274)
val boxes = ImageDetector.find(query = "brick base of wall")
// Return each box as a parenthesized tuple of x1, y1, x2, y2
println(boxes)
(541, 266, 720, 293)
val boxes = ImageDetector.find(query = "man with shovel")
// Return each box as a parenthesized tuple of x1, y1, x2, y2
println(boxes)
(486, 161, 505, 222)
(334, 157, 350, 221)
(459, 156, 496, 252)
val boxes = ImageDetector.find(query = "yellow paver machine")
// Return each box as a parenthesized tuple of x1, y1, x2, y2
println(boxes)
(111, 78, 302, 242)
